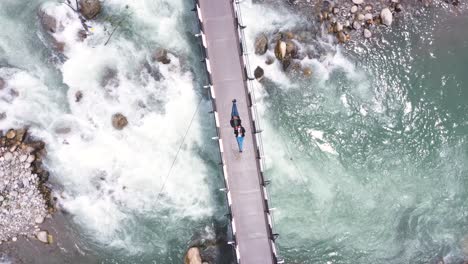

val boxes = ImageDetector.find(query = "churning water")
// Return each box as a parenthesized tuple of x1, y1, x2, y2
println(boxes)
(241, 1, 468, 264)
(1, 0, 468, 263)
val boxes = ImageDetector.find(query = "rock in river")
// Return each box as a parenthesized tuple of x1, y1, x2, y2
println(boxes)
(36, 230, 48, 243)
(153, 48, 171, 64)
(79, 0, 101, 19)
(364, 28, 372, 38)
(381, 8, 393, 26)
(185, 247, 202, 264)
(254, 66, 264, 81)
(254, 34, 268, 55)
(112, 113, 128, 130)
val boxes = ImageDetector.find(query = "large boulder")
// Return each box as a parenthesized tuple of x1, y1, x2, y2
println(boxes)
(380, 8, 393, 26)
(112, 113, 128, 130)
(184, 247, 202, 264)
(254, 34, 268, 55)
(274, 40, 287, 61)
(79, 0, 101, 19)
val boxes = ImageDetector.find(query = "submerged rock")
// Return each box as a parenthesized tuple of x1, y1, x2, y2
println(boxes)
(38, 8, 58, 34)
(112, 113, 128, 130)
(0, 78, 5, 90)
(75, 91, 83, 102)
(254, 34, 268, 55)
(79, 0, 101, 20)
(185, 247, 202, 264)
(153, 48, 171, 64)
(381, 8, 393, 26)
(303, 67, 312, 77)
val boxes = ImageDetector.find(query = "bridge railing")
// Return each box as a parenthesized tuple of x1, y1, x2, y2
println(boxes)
(191, 0, 283, 263)
(231, 1, 283, 263)
(191, 1, 241, 262)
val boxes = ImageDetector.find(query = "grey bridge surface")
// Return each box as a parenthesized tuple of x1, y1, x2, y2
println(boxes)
(193, 0, 280, 263)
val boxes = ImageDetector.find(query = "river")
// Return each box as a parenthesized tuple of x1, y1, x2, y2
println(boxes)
(0, 0, 467, 263)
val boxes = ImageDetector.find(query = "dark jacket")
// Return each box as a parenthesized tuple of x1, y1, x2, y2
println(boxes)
(234, 126, 245, 137)
(230, 118, 242, 128)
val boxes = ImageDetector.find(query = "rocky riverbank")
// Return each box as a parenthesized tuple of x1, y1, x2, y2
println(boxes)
(0, 129, 54, 244)
(250, 0, 464, 78)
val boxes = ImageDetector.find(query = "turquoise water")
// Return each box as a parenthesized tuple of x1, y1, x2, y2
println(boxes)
(1, 0, 467, 263)
(260, 5, 468, 264)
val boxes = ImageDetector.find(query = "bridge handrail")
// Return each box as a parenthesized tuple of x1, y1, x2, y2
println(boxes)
(232, 1, 282, 263)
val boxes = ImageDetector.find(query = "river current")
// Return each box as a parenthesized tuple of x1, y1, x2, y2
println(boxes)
(0, 0, 467, 263)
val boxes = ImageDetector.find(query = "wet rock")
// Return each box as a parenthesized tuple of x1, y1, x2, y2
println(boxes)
(335, 22, 343, 32)
(152, 48, 171, 64)
(274, 40, 287, 60)
(15, 128, 26, 142)
(6, 129, 16, 139)
(381, 8, 393, 26)
(352, 0, 364, 5)
(185, 247, 202, 264)
(0, 78, 5, 90)
(254, 34, 268, 55)
(100, 67, 119, 87)
(337, 31, 348, 43)
(38, 8, 58, 34)
(79, 0, 101, 20)
(77, 29, 88, 41)
(285, 40, 297, 58)
(265, 55, 275, 65)
(75, 91, 83, 102)
(112, 113, 128, 130)
(303, 67, 312, 77)
(36, 230, 48, 243)
(254, 66, 264, 81)
(0, 112, 6, 121)
(284, 31, 295, 39)
(395, 3, 403, 12)
(364, 28, 372, 38)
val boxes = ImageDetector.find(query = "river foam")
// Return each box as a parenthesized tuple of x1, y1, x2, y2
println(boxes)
(1, 0, 215, 256)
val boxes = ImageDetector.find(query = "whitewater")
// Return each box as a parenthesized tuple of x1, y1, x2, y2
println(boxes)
(1, 0, 468, 263)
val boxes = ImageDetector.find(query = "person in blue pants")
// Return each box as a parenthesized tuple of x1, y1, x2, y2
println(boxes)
(234, 125, 246, 152)
(230, 99, 242, 128)
(230, 99, 246, 152)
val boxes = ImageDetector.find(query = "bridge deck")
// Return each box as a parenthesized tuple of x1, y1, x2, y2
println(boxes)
(196, 0, 276, 263)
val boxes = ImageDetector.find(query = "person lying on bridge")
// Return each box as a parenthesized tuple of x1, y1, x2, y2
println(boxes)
(234, 125, 246, 153)
(230, 99, 242, 128)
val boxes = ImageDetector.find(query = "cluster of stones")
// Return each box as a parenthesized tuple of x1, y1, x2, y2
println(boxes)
(254, 32, 313, 79)
(318, 0, 402, 43)
(0, 129, 53, 244)
(38, 0, 102, 53)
